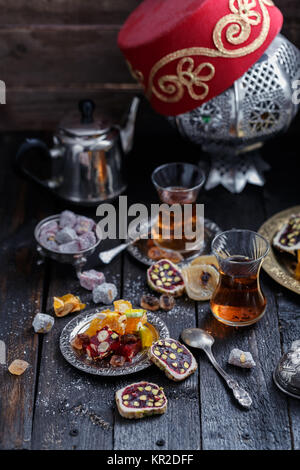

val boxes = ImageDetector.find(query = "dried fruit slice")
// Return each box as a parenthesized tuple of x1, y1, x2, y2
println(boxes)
(114, 299, 132, 314)
(115, 382, 167, 419)
(182, 264, 219, 301)
(8, 359, 30, 376)
(148, 338, 197, 381)
(53, 294, 85, 317)
(190, 254, 219, 270)
(273, 214, 300, 254)
(85, 312, 126, 336)
(81, 326, 120, 360)
(159, 294, 175, 311)
(140, 294, 160, 311)
(125, 309, 147, 334)
(147, 259, 185, 297)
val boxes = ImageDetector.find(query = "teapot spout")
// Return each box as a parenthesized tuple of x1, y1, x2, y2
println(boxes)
(120, 96, 140, 155)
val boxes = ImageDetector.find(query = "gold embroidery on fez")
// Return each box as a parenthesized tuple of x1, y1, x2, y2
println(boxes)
(154, 58, 215, 103)
(145, 0, 274, 104)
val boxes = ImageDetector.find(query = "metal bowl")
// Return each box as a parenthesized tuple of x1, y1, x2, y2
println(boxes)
(34, 214, 102, 273)
(273, 340, 300, 400)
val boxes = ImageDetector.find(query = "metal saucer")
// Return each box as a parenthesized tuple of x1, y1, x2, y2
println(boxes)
(127, 218, 221, 266)
(60, 308, 170, 376)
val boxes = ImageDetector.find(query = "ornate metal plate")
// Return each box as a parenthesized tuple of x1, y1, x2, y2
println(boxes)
(258, 205, 300, 295)
(127, 218, 221, 267)
(60, 308, 170, 376)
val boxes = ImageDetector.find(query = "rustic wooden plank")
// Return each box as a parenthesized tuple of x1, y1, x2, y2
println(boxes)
(0, 133, 51, 449)
(32, 239, 122, 450)
(262, 132, 300, 450)
(196, 184, 292, 449)
(0, 0, 141, 25)
(0, 27, 133, 88)
(113, 253, 201, 450)
(2, 90, 140, 131)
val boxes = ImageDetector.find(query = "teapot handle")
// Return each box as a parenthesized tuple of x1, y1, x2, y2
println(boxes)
(15, 138, 60, 189)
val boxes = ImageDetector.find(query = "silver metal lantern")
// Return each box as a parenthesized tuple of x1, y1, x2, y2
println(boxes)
(168, 34, 300, 193)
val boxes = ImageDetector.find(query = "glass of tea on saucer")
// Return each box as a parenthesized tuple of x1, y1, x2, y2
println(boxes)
(210, 229, 270, 327)
(151, 162, 205, 254)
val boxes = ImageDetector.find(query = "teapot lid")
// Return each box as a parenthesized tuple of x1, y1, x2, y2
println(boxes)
(58, 99, 113, 138)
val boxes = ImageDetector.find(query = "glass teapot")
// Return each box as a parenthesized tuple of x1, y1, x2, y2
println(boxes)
(16, 97, 140, 205)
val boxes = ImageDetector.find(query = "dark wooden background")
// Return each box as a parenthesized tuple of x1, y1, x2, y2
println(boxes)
(1, 0, 300, 130)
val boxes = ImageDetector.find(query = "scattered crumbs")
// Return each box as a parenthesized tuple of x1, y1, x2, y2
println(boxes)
(72, 404, 110, 430)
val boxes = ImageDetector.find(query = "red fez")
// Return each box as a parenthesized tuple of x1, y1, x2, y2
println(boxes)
(118, 0, 283, 115)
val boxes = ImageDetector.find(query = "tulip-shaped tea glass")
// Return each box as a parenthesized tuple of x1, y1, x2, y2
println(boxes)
(210, 229, 270, 327)
(151, 162, 205, 253)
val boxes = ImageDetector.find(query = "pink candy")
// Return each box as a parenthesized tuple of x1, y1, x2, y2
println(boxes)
(75, 216, 95, 235)
(59, 210, 77, 228)
(78, 270, 106, 290)
(78, 231, 96, 250)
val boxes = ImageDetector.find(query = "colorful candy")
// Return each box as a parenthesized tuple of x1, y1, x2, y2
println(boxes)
(92, 283, 117, 304)
(148, 338, 197, 381)
(147, 259, 185, 296)
(32, 313, 55, 333)
(53, 294, 85, 317)
(78, 269, 105, 291)
(8, 359, 30, 376)
(115, 382, 167, 419)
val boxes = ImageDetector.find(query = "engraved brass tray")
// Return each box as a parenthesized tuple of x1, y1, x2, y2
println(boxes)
(258, 206, 300, 295)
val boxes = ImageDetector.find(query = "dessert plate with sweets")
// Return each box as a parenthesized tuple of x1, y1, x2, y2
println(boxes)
(60, 299, 169, 376)
(258, 205, 300, 295)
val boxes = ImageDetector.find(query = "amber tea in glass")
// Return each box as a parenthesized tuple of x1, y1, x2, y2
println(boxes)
(151, 162, 205, 253)
(210, 230, 270, 327)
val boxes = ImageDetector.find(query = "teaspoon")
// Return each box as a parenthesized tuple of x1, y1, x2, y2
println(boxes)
(181, 328, 252, 409)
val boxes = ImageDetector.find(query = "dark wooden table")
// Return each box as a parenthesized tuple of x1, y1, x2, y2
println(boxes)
(0, 100, 300, 450)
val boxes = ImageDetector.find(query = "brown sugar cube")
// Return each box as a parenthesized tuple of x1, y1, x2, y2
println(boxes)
(8, 359, 30, 376)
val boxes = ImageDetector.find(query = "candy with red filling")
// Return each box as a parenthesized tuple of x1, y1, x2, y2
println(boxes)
(148, 338, 197, 381)
(115, 381, 167, 419)
(147, 259, 185, 297)
(81, 326, 121, 360)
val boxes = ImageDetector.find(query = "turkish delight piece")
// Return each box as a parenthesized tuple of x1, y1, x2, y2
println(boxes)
(273, 214, 300, 254)
(147, 259, 185, 297)
(117, 336, 142, 362)
(115, 382, 167, 419)
(8, 359, 30, 376)
(71, 333, 90, 350)
(58, 240, 81, 253)
(228, 349, 256, 369)
(74, 216, 95, 235)
(40, 220, 58, 236)
(110, 355, 126, 367)
(140, 294, 160, 311)
(39, 231, 59, 251)
(78, 231, 97, 250)
(182, 264, 219, 301)
(159, 294, 175, 311)
(32, 313, 54, 333)
(59, 210, 77, 228)
(78, 269, 105, 291)
(92, 283, 117, 304)
(81, 326, 120, 360)
(55, 227, 77, 244)
(53, 294, 85, 317)
(124, 309, 147, 334)
(85, 312, 126, 336)
(148, 338, 197, 381)
(114, 299, 132, 314)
